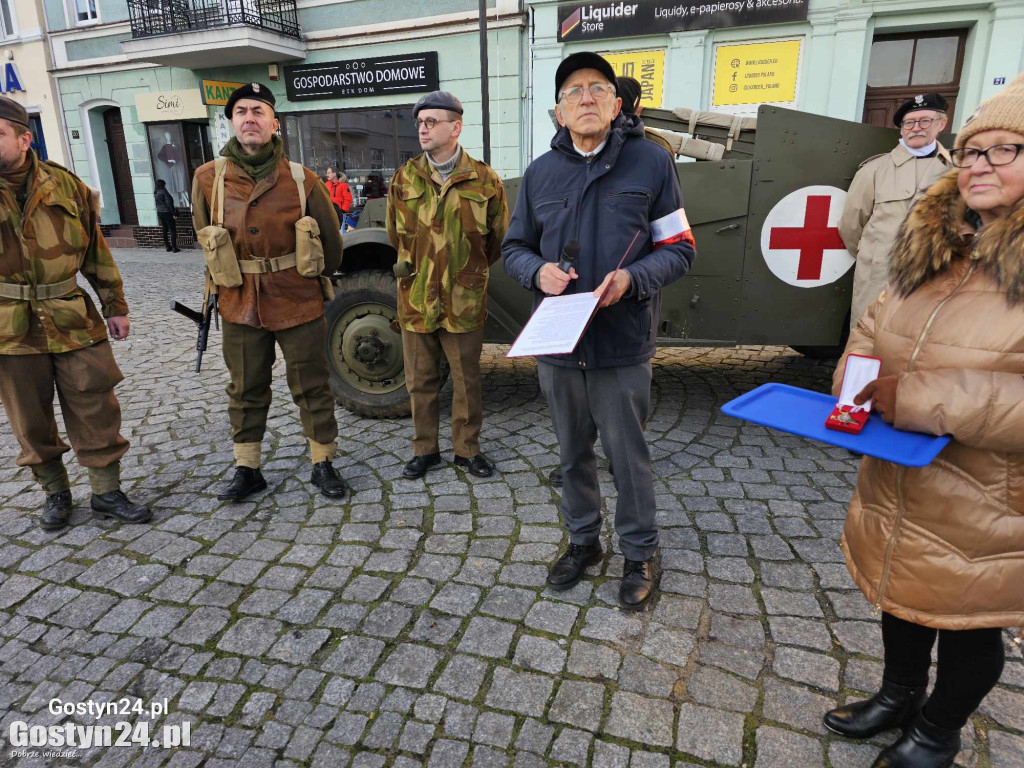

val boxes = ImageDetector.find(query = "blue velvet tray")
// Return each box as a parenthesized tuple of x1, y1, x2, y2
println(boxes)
(721, 383, 951, 467)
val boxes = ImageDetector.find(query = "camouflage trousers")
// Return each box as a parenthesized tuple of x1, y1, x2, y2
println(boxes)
(222, 317, 338, 446)
(0, 341, 129, 493)
(402, 327, 484, 458)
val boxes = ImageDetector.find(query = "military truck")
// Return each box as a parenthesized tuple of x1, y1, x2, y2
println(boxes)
(324, 105, 906, 418)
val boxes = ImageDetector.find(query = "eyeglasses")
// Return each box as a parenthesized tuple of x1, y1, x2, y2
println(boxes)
(949, 143, 1024, 168)
(413, 117, 456, 130)
(558, 83, 616, 105)
(900, 117, 941, 130)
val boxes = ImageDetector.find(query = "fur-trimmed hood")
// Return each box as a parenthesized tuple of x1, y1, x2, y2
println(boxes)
(889, 170, 1024, 305)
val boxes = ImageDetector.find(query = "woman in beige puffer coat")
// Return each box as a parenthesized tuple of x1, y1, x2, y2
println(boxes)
(823, 73, 1024, 768)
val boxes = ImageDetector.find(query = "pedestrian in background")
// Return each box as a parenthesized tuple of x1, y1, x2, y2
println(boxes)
(839, 93, 952, 327)
(387, 91, 509, 480)
(825, 73, 1024, 768)
(326, 166, 353, 221)
(616, 75, 674, 156)
(0, 96, 150, 530)
(155, 179, 179, 253)
(503, 53, 695, 610)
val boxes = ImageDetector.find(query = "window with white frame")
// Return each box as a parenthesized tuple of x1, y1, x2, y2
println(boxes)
(0, 0, 17, 38)
(69, 0, 99, 24)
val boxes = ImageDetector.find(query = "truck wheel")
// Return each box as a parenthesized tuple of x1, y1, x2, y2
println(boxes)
(325, 270, 412, 419)
(790, 319, 850, 360)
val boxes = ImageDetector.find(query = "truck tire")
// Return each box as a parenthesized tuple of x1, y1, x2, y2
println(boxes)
(790, 318, 850, 360)
(325, 270, 412, 419)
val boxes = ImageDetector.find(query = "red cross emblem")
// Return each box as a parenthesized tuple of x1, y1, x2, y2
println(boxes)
(760, 186, 854, 288)
(768, 196, 847, 280)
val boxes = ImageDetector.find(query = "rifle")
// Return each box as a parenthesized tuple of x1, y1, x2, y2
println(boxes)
(171, 290, 218, 373)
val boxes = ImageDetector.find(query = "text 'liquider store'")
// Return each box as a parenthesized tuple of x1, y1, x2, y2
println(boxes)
(527, 0, 1024, 157)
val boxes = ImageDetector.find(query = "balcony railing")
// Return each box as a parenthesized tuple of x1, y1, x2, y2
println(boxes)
(127, 0, 301, 40)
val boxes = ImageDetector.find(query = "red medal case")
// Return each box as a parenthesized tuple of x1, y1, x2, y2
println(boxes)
(825, 354, 882, 435)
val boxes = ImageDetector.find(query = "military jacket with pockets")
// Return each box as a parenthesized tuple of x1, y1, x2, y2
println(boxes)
(192, 155, 342, 332)
(0, 153, 128, 355)
(838, 142, 951, 325)
(386, 149, 509, 334)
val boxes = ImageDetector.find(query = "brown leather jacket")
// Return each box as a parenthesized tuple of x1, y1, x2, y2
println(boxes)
(192, 155, 342, 331)
(834, 172, 1024, 630)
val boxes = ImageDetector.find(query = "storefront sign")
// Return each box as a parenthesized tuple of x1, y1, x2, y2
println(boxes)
(135, 89, 208, 123)
(202, 80, 246, 107)
(0, 63, 24, 94)
(600, 49, 664, 108)
(557, 0, 808, 42)
(712, 39, 801, 106)
(284, 52, 439, 101)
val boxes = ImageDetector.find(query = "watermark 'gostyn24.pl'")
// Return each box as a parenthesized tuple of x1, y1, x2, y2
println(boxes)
(7, 698, 191, 751)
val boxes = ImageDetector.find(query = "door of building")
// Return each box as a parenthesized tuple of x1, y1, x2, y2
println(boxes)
(862, 30, 967, 127)
(103, 108, 138, 225)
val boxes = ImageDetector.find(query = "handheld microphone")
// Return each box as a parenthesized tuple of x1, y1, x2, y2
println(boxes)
(557, 240, 580, 274)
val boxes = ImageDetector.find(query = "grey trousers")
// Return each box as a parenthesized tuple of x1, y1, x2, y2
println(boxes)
(537, 360, 657, 561)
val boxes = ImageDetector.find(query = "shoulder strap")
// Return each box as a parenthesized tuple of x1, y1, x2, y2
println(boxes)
(290, 162, 307, 216)
(213, 157, 228, 226)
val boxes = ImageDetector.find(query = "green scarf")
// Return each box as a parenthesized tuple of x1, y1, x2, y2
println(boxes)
(220, 134, 284, 181)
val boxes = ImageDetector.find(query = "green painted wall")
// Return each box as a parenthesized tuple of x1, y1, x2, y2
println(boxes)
(300, 0, 493, 33)
(528, 0, 1024, 164)
(58, 67, 205, 226)
(66, 33, 132, 62)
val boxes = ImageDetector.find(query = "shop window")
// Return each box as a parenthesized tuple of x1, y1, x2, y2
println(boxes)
(68, 0, 98, 24)
(0, 0, 16, 37)
(29, 115, 46, 161)
(147, 122, 213, 211)
(281, 106, 420, 205)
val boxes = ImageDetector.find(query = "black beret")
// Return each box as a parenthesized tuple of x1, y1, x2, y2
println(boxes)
(413, 91, 463, 118)
(617, 76, 642, 115)
(894, 93, 949, 127)
(0, 96, 29, 130)
(555, 52, 617, 102)
(225, 82, 276, 118)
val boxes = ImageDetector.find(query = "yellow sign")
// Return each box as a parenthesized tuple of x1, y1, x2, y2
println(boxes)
(201, 80, 246, 107)
(134, 89, 208, 123)
(713, 40, 801, 106)
(600, 49, 664, 109)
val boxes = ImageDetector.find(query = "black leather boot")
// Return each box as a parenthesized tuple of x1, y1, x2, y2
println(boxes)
(870, 711, 961, 768)
(824, 679, 927, 739)
(40, 491, 72, 531)
(217, 467, 267, 502)
(620, 557, 656, 610)
(454, 454, 495, 478)
(311, 461, 347, 499)
(91, 491, 151, 524)
(546, 542, 602, 590)
(402, 452, 441, 479)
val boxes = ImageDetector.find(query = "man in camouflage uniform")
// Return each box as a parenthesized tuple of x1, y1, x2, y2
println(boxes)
(0, 96, 150, 530)
(192, 83, 347, 502)
(387, 91, 509, 479)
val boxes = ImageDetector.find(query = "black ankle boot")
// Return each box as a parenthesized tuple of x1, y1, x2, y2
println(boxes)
(311, 461, 347, 499)
(91, 491, 151, 524)
(871, 711, 961, 768)
(40, 491, 72, 531)
(824, 679, 927, 739)
(218, 466, 267, 502)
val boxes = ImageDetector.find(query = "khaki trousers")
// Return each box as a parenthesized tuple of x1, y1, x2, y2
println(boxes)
(402, 327, 484, 457)
(0, 341, 129, 493)
(222, 317, 338, 446)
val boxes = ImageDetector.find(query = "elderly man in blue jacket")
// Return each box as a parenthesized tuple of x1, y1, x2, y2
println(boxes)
(503, 52, 695, 610)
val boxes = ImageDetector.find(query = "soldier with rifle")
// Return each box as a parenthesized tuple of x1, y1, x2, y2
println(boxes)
(190, 83, 346, 503)
(0, 96, 150, 530)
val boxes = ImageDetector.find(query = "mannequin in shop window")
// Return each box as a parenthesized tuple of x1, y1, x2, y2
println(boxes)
(157, 131, 189, 208)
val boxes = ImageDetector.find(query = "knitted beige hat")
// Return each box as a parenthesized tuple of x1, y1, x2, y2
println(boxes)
(955, 71, 1024, 149)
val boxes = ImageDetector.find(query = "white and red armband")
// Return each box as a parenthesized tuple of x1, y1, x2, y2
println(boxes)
(651, 208, 695, 249)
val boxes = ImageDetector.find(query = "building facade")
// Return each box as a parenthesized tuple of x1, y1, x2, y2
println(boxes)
(526, 0, 1024, 163)
(45, 0, 526, 244)
(2, 0, 66, 165)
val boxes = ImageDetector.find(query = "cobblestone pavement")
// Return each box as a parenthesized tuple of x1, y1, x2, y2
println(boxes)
(0, 248, 1021, 768)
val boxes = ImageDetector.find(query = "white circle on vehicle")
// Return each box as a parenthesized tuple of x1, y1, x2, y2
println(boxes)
(760, 185, 852, 288)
